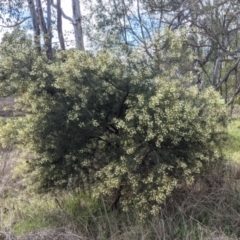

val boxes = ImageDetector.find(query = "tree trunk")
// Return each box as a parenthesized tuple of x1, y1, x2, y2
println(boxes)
(46, 0, 53, 58)
(36, 0, 52, 59)
(72, 0, 84, 50)
(57, 0, 65, 50)
(27, 0, 41, 52)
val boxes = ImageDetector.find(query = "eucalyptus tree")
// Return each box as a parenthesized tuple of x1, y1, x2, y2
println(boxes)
(0, 0, 25, 28)
(0, 0, 84, 56)
(51, 0, 84, 50)
(84, 0, 164, 53)
(85, 0, 240, 103)
(146, 0, 240, 104)
(84, 0, 198, 87)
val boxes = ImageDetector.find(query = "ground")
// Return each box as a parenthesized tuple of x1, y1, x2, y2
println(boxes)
(0, 97, 15, 118)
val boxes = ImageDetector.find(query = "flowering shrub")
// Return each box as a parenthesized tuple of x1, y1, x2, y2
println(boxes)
(0, 31, 227, 217)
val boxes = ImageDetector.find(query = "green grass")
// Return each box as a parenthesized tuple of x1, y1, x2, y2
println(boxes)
(1, 196, 55, 235)
(224, 119, 240, 161)
(4, 193, 101, 235)
(0, 184, 240, 239)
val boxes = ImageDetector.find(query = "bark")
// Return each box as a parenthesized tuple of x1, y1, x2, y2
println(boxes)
(35, 0, 52, 59)
(36, 0, 47, 34)
(52, 0, 84, 50)
(57, 0, 65, 50)
(27, 0, 41, 52)
(212, 57, 222, 87)
(72, 0, 84, 50)
(46, 0, 53, 59)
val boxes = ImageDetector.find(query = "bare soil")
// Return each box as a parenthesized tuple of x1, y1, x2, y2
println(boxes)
(0, 97, 15, 117)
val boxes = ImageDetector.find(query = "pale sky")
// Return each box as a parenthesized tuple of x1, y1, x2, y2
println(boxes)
(61, 0, 76, 46)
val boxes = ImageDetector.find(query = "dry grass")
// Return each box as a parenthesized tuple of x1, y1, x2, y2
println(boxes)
(7, 165, 240, 240)
(0, 146, 23, 198)
(17, 228, 86, 240)
(1, 150, 240, 239)
(0, 228, 86, 240)
(0, 99, 240, 239)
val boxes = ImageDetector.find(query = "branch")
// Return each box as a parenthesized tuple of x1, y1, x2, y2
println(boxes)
(51, 0, 73, 23)
(227, 85, 240, 106)
(117, 90, 129, 118)
(200, 47, 213, 66)
(216, 59, 240, 90)
(190, 16, 240, 57)
(99, 76, 129, 92)
(0, 17, 31, 28)
(212, 57, 222, 86)
(201, 65, 212, 83)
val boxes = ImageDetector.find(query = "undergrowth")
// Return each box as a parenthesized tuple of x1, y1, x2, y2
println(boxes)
(1, 163, 240, 239)
(2, 178, 240, 240)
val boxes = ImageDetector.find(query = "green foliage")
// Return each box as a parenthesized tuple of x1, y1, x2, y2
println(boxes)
(0, 29, 227, 217)
(0, 28, 35, 96)
(223, 119, 240, 162)
(94, 82, 227, 217)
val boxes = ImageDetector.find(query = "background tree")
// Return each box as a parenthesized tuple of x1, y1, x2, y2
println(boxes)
(85, 0, 240, 104)
(145, 0, 240, 103)
(0, 0, 84, 56)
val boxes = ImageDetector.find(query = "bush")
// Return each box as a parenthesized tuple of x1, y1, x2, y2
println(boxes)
(0, 33, 227, 217)
(94, 80, 227, 217)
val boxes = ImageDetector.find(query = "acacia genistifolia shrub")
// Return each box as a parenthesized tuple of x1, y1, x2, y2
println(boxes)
(0, 30, 227, 218)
